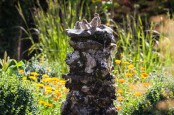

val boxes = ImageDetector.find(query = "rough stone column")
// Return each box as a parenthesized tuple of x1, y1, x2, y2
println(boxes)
(61, 14, 117, 115)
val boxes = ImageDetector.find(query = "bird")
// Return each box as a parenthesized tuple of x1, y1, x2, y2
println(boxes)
(74, 21, 82, 29)
(94, 13, 101, 26)
(81, 19, 90, 30)
(90, 16, 98, 28)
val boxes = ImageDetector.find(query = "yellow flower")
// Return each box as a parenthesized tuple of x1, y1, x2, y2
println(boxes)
(42, 74, 49, 78)
(125, 73, 133, 77)
(54, 90, 61, 97)
(142, 82, 150, 87)
(118, 79, 125, 83)
(45, 85, 52, 90)
(42, 78, 51, 82)
(60, 80, 66, 84)
(29, 76, 37, 81)
(115, 60, 121, 64)
(36, 83, 44, 87)
(39, 100, 47, 105)
(22, 77, 27, 80)
(36, 87, 39, 91)
(117, 96, 124, 101)
(51, 77, 60, 81)
(128, 64, 134, 69)
(63, 87, 69, 93)
(117, 89, 124, 94)
(141, 73, 148, 79)
(123, 61, 130, 65)
(30, 72, 39, 76)
(45, 89, 52, 94)
(53, 97, 59, 101)
(133, 92, 142, 96)
(129, 85, 135, 90)
(39, 100, 53, 107)
(45, 103, 53, 107)
(117, 106, 122, 111)
(19, 70, 24, 74)
(46, 67, 51, 72)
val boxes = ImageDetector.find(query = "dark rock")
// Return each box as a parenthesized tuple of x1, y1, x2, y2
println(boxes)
(61, 15, 117, 115)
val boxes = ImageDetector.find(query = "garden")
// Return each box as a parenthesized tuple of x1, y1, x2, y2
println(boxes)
(0, 0, 174, 115)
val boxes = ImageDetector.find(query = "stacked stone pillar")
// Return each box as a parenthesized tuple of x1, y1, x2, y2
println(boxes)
(61, 15, 117, 115)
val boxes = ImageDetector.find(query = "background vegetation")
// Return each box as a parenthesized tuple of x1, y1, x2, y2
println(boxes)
(0, 0, 174, 114)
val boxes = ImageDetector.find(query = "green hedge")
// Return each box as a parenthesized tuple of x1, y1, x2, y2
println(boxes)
(0, 75, 37, 115)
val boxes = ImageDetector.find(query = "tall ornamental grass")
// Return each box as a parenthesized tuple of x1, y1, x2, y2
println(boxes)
(114, 15, 161, 72)
(29, 0, 92, 73)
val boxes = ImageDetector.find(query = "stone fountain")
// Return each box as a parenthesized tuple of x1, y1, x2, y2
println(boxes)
(61, 14, 118, 115)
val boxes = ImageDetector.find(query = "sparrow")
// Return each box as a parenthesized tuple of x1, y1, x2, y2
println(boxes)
(74, 21, 82, 29)
(81, 19, 90, 30)
(94, 13, 101, 26)
(90, 16, 98, 28)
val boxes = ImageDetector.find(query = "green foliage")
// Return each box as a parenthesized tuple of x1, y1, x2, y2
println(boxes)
(122, 73, 174, 115)
(0, 51, 13, 72)
(115, 16, 160, 72)
(0, 74, 37, 115)
(17, 56, 60, 81)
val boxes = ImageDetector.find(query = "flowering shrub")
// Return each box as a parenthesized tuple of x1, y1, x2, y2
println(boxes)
(114, 59, 174, 114)
(17, 57, 68, 114)
(113, 59, 151, 113)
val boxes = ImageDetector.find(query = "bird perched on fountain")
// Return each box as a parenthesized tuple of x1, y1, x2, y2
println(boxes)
(94, 13, 101, 26)
(81, 19, 90, 30)
(90, 13, 101, 28)
(74, 21, 82, 29)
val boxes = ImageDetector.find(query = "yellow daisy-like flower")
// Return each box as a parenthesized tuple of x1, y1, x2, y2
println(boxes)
(142, 82, 150, 87)
(54, 90, 61, 97)
(42, 78, 52, 82)
(51, 77, 59, 81)
(60, 80, 66, 84)
(118, 79, 125, 83)
(125, 73, 133, 77)
(117, 96, 124, 101)
(117, 89, 124, 94)
(22, 77, 27, 80)
(45, 89, 52, 94)
(19, 70, 24, 74)
(141, 73, 148, 79)
(53, 97, 59, 101)
(29, 76, 37, 81)
(45, 85, 52, 90)
(117, 106, 122, 111)
(115, 60, 121, 64)
(132, 70, 137, 73)
(129, 85, 135, 90)
(30, 72, 39, 76)
(123, 61, 130, 65)
(36, 83, 44, 87)
(39, 100, 47, 105)
(128, 64, 134, 69)
(63, 87, 69, 93)
(46, 67, 51, 72)
(45, 103, 53, 107)
(42, 74, 49, 78)
(133, 91, 142, 96)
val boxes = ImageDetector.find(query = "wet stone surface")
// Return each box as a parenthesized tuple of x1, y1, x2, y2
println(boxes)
(61, 14, 118, 115)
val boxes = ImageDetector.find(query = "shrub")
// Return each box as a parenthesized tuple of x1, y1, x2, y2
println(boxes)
(0, 74, 37, 115)
(126, 80, 174, 115)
